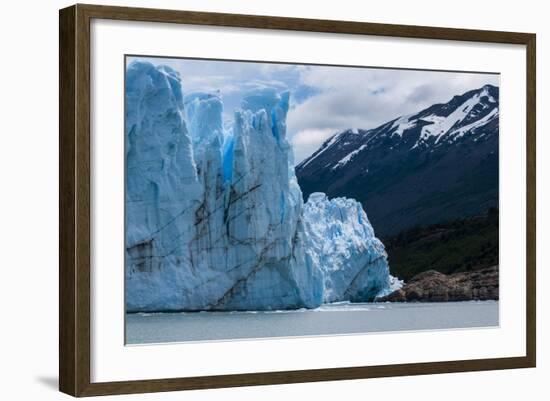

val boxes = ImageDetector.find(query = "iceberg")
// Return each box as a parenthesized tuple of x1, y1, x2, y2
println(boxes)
(125, 61, 399, 312)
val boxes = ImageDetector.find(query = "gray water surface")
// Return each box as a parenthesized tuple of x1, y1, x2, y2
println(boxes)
(126, 301, 499, 345)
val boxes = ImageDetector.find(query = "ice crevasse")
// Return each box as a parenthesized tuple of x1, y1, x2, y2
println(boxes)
(125, 61, 401, 312)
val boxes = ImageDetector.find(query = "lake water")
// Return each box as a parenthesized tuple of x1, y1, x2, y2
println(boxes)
(126, 301, 499, 345)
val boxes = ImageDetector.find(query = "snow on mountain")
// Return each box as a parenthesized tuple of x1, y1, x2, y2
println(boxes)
(322, 85, 499, 169)
(390, 114, 417, 137)
(125, 61, 396, 312)
(415, 85, 498, 146)
(296, 84, 499, 236)
(333, 143, 368, 170)
(448, 107, 498, 141)
(299, 132, 345, 169)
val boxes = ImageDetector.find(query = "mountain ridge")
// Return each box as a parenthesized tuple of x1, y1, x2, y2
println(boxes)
(296, 84, 499, 236)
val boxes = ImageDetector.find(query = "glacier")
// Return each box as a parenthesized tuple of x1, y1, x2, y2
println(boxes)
(303, 193, 400, 302)
(125, 61, 399, 312)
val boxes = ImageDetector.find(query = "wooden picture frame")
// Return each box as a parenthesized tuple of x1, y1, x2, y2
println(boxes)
(59, 3, 536, 397)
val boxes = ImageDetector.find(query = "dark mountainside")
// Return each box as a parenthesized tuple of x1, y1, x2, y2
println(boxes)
(296, 85, 499, 238)
(383, 207, 498, 282)
(379, 209, 499, 301)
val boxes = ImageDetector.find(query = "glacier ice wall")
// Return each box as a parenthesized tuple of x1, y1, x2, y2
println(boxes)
(303, 193, 394, 303)
(125, 61, 397, 312)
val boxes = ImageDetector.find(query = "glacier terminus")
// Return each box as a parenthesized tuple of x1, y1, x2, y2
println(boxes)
(125, 61, 401, 312)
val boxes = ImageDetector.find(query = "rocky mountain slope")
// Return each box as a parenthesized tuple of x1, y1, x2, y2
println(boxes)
(377, 265, 498, 302)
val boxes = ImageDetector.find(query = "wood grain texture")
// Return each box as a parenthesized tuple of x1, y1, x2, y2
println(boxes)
(78, 3, 533, 44)
(525, 34, 536, 367)
(75, 4, 92, 396)
(59, 5, 76, 396)
(59, 3, 536, 397)
(77, 357, 533, 396)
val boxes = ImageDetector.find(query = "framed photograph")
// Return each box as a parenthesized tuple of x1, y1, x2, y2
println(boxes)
(59, 4, 536, 397)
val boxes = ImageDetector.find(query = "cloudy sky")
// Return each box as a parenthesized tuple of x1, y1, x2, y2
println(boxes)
(129, 56, 499, 163)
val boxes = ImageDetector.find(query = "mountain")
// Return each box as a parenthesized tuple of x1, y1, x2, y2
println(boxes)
(384, 208, 499, 282)
(296, 85, 499, 237)
(125, 61, 398, 312)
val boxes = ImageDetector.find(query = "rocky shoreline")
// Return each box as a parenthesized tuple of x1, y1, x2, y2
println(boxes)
(377, 265, 498, 302)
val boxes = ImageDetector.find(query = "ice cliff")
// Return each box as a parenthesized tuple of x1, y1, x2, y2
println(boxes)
(125, 61, 399, 312)
(303, 193, 399, 302)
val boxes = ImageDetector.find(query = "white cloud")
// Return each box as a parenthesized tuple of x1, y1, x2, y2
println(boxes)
(291, 128, 336, 163)
(128, 56, 500, 164)
(287, 66, 499, 162)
